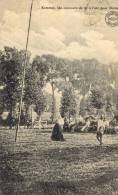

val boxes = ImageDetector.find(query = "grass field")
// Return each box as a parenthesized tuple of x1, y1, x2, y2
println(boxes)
(0, 128, 118, 195)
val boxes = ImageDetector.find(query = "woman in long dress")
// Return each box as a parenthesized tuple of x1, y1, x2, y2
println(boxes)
(51, 120, 65, 141)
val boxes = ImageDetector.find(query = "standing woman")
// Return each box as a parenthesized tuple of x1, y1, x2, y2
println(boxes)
(51, 119, 65, 141)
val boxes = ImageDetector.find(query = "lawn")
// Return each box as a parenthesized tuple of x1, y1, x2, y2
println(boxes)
(0, 128, 118, 195)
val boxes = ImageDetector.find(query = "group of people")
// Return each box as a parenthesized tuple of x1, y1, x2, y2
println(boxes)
(51, 115, 108, 145)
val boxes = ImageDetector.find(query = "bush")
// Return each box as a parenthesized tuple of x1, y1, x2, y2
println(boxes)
(104, 127, 117, 134)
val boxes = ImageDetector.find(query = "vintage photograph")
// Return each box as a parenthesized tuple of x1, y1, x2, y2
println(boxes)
(0, 0, 118, 194)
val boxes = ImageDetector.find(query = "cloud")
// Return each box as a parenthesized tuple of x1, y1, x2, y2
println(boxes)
(0, 10, 66, 56)
(81, 30, 118, 63)
(56, 30, 118, 64)
(28, 27, 65, 56)
(0, 8, 118, 64)
(81, 31, 104, 41)
(1, 10, 28, 32)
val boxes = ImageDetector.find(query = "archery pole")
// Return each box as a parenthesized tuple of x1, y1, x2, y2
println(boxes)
(15, 0, 34, 142)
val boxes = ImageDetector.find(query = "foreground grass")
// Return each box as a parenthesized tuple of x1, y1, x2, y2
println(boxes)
(0, 128, 118, 195)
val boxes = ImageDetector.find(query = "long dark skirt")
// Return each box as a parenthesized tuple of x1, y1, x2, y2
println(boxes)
(51, 123, 65, 141)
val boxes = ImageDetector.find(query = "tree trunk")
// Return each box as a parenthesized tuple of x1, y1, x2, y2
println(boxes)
(51, 82, 56, 124)
(9, 103, 13, 129)
(31, 105, 34, 129)
(69, 112, 71, 123)
(38, 115, 42, 130)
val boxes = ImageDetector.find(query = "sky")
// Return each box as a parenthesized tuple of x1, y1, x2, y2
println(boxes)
(0, 0, 118, 64)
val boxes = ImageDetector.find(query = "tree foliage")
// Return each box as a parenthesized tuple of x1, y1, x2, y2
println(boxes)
(88, 88, 105, 110)
(0, 47, 27, 114)
(0, 45, 118, 127)
(24, 69, 46, 116)
(60, 86, 77, 120)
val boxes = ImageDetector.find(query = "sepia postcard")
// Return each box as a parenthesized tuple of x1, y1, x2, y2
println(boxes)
(0, 0, 118, 195)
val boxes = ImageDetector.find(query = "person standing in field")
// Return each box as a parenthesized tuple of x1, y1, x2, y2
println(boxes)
(63, 117, 70, 132)
(51, 119, 65, 141)
(96, 115, 105, 145)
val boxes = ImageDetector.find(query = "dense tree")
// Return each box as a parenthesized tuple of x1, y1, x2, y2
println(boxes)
(32, 54, 67, 123)
(60, 86, 77, 121)
(0, 45, 118, 126)
(0, 47, 29, 127)
(24, 68, 46, 125)
(87, 88, 105, 115)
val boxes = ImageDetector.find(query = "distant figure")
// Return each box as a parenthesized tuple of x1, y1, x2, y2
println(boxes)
(96, 116, 105, 145)
(7, 114, 15, 129)
(51, 120, 65, 141)
(78, 116, 85, 125)
(81, 118, 90, 132)
(63, 118, 70, 132)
